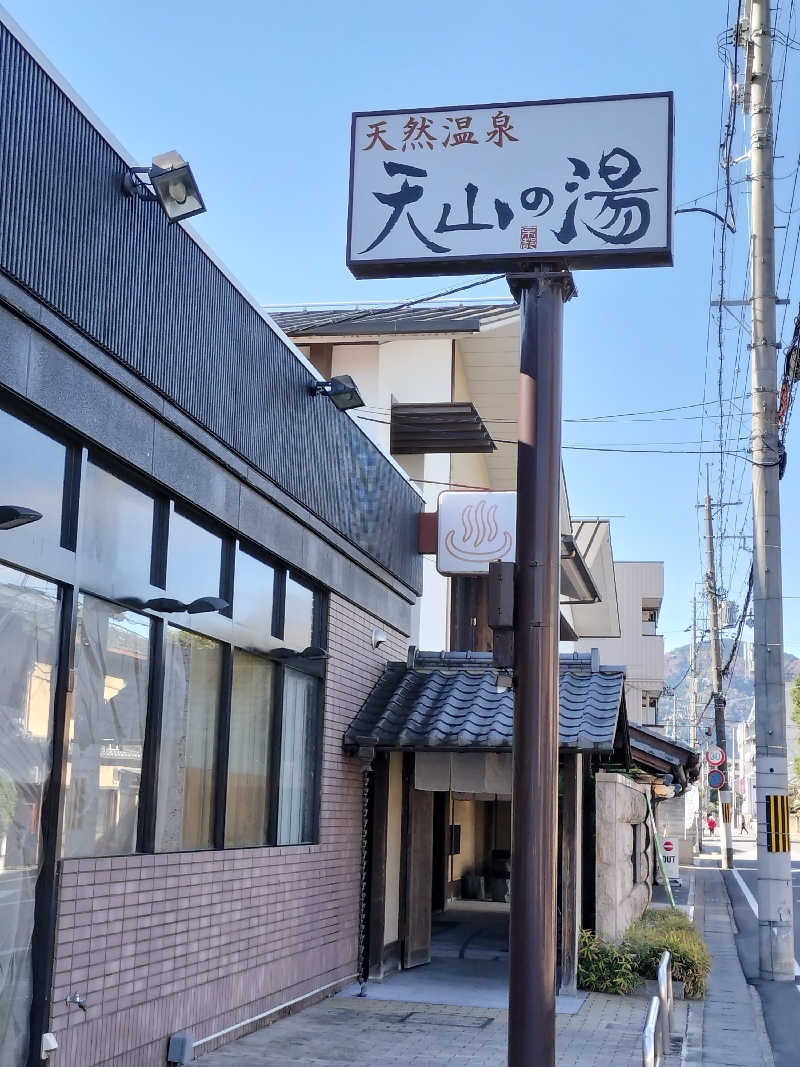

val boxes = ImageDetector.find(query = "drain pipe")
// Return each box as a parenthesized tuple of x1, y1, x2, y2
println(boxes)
(356, 738, 376, 996)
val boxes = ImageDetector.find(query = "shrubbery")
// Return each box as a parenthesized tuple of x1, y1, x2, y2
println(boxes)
(577, 930, 639, 995)
(577, 908, 711, 1000)
(624, 908, 711, 999)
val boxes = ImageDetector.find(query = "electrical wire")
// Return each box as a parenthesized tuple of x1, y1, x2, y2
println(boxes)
(282, 276, 506, 335)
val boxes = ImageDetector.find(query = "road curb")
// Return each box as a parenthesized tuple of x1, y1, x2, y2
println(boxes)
(747, 984, 776, 1067)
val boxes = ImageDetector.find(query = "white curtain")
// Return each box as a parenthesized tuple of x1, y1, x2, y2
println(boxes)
(225, 652, 273, 847)
(276, 669, 318, 845)
(156, 628, 221, 852)
(0, 565, 59, 1067)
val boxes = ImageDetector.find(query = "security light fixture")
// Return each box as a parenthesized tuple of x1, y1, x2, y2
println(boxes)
(0, 505, 43, 530)
(310, 375, 365, 412)
(122, 150, 206, 224)
(371, 627, 388, 650)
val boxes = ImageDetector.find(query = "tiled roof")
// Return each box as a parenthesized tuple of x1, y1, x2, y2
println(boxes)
(270, 302, 518, 337)
(344, 653, 627, 755)
(629, 723, 701, 782)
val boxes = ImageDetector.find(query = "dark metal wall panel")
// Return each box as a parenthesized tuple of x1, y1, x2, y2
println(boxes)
(0, 25, 422, 591)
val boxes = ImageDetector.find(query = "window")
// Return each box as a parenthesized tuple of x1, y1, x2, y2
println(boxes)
(167, 510, 222, 605)
(225, 651, 275, 846)
(233, 549, 276, 651)
(642, 604, 659, 635)
(81, 463, 154, 594)
(0, 406, 66, 550)
(284, 575, 314, 651)
(156, 628, 223, 852)
(62, 596, 151, 858)
(276, 668, 321, 845)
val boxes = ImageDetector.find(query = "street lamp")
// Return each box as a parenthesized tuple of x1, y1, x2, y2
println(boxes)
(310, 375, 365, 412)
(122, 150, 206, 224)
(0, 505, 42, 530)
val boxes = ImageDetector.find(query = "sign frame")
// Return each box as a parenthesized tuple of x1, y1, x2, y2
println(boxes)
(347, 91, 674, 279)
(436, 489, 517, 577)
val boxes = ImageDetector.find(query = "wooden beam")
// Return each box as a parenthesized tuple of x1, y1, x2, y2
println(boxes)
(559, 752, 583, 996)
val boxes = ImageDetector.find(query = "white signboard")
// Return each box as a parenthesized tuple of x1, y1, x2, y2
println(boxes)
(437, 491, 516, 575)
(660, 837, 678, 880)
(348, 92, 673, 278)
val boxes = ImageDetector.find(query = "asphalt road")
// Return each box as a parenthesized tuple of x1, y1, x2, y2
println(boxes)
(721, 837, 800, 1067)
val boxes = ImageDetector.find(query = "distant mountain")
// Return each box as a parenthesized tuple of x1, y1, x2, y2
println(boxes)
(664, 640, 800, 725)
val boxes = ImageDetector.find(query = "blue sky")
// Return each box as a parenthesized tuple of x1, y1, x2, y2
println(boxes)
(5, 0, 800, 659)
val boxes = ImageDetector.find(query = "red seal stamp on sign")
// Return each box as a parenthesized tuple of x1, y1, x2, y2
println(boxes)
(520, 226, 538, 250)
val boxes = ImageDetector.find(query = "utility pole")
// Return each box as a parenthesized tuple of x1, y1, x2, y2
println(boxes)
(745, 0, 795, 981)
(690, 594, 703, 852)
(705, 474, 734, 868)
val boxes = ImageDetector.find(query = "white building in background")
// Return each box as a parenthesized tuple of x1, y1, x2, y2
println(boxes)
(274, 302, 620, 653)
(576, 561, 665, 725)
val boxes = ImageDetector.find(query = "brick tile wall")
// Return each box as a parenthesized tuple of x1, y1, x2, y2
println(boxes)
(50, 595, 407, 1065)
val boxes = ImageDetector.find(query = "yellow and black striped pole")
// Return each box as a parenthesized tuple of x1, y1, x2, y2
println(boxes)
(765, 794, 791, 853)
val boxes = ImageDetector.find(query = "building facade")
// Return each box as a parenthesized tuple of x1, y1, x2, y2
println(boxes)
(0, 14, 422, 1066)
(576, 561, 665, 725)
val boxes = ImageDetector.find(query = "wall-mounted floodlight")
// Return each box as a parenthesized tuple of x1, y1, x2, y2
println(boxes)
(122, 595, 228, 614)
(0, 505, 43, 530)
(122, 150, 206, 224)
(371, 627, 388, 650)
(310, 374, 365, 412)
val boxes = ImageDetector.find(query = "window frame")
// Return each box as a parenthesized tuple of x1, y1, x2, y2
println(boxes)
(1, 397, 330, 859)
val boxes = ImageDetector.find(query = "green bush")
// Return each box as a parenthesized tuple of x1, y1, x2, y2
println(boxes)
(623, 908, 711, 999)
(577, 929, 639, 995)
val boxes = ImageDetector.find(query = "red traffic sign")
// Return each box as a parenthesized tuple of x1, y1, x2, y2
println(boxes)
(708, 768, 726, 789)
(707, 746, 725, 767)
(663, 840, 674, 853)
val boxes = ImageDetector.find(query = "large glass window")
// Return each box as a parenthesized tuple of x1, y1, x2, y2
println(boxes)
(276, 668, 321, 845)
(0, 564, 59, 1067)
(233, 549, 276, 651)
(62, 597, 150, 858)
(225, 651, 275, 847)
(0, 407, 66, 551)
(80, 463, 153, 594)
(167, 511, 222, 606)
(156, 628, 222, 852)
(284, 575, 314, 651)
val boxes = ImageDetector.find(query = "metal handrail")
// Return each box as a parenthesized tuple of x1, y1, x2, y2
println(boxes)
(642, 995, 662, 1067)
(657, 949, 674, 1052)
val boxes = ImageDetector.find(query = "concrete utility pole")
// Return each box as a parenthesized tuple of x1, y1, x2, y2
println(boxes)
(705, 477, 734, 869)
(690, 594, 703, 852)
(745, 0, 796, 981)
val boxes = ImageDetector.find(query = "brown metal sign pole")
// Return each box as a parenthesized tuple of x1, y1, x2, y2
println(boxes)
(507, 270, 573, 1066)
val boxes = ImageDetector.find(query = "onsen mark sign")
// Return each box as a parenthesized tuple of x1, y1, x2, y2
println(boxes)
(437, 491, 516, 576)
(347, 92, 674, 278)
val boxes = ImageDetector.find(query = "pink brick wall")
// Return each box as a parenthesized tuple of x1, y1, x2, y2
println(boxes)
(49, 595, 407, 1065)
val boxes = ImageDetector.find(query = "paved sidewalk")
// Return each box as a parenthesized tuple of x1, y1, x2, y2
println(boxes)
(683, 861, 774, 1066)
(194, 862, 779, 1066)
(194, 989, 686, 1066)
